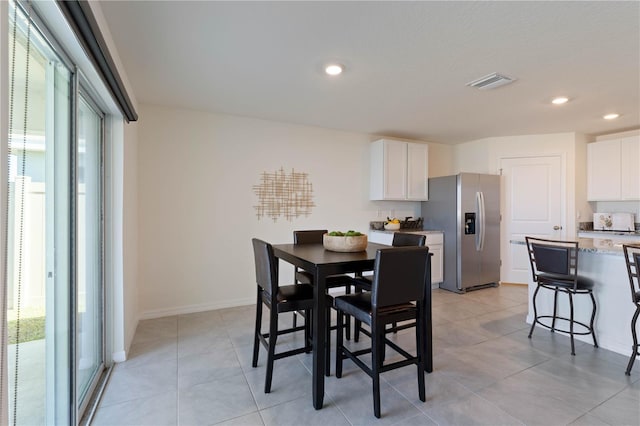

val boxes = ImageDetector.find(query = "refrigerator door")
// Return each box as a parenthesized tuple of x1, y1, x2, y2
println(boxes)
(458, 173, 482, 290)
(478, 174, 501, 286)
(458, 173, 501, 291)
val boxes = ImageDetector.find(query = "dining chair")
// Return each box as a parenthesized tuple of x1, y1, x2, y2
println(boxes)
(354, 232, 427, 341)
(251, 238, 314, 393)
(334, 246, 430, 418)
(293, 229, 356, 374)
(525, 236, 598, 355)
(623, 244, 640, 375)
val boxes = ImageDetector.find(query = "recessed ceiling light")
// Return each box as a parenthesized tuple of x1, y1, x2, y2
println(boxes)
(603, 113, 620, 120)
(325, 64, 343, 76)
(551, 97, 569, 105)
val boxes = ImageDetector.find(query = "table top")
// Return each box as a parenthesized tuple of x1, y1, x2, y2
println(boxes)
(273, 242, 388, 265)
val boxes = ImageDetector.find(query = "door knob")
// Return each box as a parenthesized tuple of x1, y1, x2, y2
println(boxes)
(553, 225, 563, 230)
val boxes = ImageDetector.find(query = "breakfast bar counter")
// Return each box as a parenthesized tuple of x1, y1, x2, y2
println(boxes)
(511, 238, 640, 357)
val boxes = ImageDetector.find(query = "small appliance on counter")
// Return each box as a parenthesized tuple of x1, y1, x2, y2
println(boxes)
(593, 212, 635, 231)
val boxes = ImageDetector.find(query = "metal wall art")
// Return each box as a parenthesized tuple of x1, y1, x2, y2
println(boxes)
(253, 167, 315, 222)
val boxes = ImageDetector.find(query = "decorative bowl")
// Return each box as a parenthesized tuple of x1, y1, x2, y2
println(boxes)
(323, 234, 368, 252)
(384, 222, 400, 231)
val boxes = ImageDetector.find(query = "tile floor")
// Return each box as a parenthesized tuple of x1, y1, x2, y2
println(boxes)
(92, 284, 640, 425)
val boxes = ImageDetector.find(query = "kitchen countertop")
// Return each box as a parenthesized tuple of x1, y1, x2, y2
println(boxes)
(578, 230, 640, 236)
(510, 237, 640, 256)
(370, 229, 443, 234)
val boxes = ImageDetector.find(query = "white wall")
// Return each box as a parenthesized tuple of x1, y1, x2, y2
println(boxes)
(122, 121, 139, 354)
(137, 104, 453, 318)
(453, 132, 586, 237)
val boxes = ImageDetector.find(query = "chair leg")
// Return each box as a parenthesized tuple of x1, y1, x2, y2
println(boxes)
(336, 311, 344, 378)
(371, 323, 382, 419)
(264, 309, 278, 393)
(626, 306, 640, 375)
(416, 311, 425, 402)
(252, 291, 263, 368)
(345, 286, 351, 341)
(293, 311, 298, 328)
(528, 285, 541, 338)
(589, 292, 599, 348)
(326, 307, 332, 376)
(568, 291, 575, 356)
(551, 288, 559, 332)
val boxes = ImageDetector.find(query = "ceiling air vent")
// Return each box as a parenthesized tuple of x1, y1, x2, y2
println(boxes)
(466, 72, 515, 90)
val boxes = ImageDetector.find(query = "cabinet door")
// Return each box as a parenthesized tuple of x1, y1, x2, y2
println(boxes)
(383, 140, 407, 199)
(587, 139, 621, 200)
(621, 136, 640, 200)
(406, 143, 429, 200)
(429, 244, 443, 284)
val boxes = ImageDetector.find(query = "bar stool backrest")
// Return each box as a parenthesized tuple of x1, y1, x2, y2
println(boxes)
(525, 237, 579, 289)
(371, 246, 430, 310)
(293, 229, 328, 244)
(392, 232, 426, 247)
(623, 244, 640, 304)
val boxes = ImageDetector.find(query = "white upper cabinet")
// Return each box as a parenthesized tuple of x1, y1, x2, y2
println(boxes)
(370, 139, 429, 201)
(587, 135, 640, 201)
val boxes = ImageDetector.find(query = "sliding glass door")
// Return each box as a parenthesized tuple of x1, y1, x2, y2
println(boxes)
(6, 1, 106, 423)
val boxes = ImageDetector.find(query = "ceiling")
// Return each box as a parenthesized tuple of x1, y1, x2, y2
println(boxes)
(99, 1, 640, 144)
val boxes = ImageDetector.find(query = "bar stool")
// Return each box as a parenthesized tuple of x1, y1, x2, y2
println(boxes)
(525, 237, 598, 355)
(623, 244, 640, 375)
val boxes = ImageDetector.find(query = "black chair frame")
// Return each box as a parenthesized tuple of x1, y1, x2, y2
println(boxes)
(526, 236, 598, 355)
(353, 232, 427, 341)
(251, 238, 314, 393)
(335, 246, 429, 418)
(623, 244, 640, 375)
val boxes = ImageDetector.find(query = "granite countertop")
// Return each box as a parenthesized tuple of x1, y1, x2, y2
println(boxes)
(578, 230, 640, 236)
(370, 229, 443, 234)
(510, 237, 640, 256)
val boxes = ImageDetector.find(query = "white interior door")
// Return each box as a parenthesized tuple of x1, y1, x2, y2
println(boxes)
(500, 156, 564, 283)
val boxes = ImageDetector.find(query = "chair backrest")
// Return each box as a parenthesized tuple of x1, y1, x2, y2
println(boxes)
(252, 238, 278, 297)
(371, 246, 430, 310)
(525, 236, 578, 285)
(623, 244, 640, 304)
(293, 229, 328, 245)
(392, 232, 426, 247)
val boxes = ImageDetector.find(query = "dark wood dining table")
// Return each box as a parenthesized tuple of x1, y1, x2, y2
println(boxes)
(272, 242, 433, 410)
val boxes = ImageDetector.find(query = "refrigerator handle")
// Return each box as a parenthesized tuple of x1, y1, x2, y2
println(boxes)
(476, 191, 486, 251)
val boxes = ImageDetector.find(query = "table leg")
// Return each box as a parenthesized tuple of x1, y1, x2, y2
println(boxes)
(312, 269, 327, 409)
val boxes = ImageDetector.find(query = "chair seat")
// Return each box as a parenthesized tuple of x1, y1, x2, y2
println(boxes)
(275, 284, 314, 302)
(295, 270, 354, 288)
(334, 292, 417, 326)
(537, 272, 594, 290)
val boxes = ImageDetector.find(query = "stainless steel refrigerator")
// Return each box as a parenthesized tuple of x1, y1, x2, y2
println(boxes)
(421, 173, 500, 293)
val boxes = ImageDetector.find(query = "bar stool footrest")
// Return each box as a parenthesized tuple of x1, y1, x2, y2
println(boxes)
(534, 315, 594, 336)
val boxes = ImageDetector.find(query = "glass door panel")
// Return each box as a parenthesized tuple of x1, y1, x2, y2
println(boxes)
(7, 1, 71, 424)
(76, 95, 104, 412)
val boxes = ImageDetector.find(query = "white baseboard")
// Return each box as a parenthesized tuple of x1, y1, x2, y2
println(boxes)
(112, 350, 127, 363)
(139, 297, 255, 320)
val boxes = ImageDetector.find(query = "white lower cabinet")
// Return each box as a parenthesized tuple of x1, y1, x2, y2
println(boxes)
(368, 231, 444, 284)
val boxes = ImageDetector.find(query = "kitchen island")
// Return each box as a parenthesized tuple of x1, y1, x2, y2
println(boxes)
(512, 238, 640, 357)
